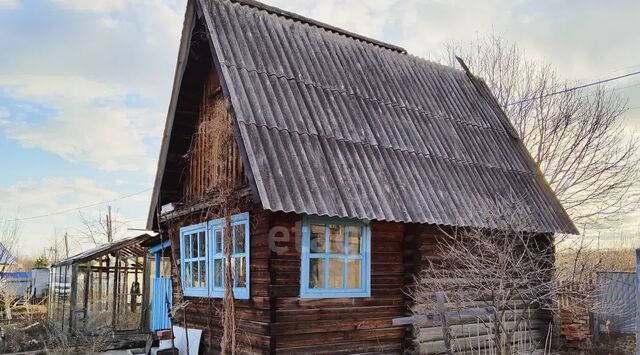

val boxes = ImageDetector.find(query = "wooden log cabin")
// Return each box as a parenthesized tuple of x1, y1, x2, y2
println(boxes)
(146, 0, 577, 353)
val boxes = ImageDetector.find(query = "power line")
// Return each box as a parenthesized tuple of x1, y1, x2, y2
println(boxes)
(10, 188, 152, 222)
(507, 69, 640, 106)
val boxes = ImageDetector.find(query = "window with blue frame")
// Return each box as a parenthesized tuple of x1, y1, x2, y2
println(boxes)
(209, 214, 250, 299)
(179, 212, 250, 299)
(180, 223, 208, 297)
(300, 216, 371, 298)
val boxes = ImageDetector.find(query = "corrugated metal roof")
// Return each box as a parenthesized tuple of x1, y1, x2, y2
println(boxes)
(53, 232, 157, 266)
(197, 0, 577, 233)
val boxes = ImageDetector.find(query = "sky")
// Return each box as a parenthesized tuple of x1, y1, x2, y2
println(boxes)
(0, 0, 638, 258)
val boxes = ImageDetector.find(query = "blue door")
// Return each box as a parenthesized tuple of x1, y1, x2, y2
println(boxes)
(151, 276, 172, 331)
(149, 243, 173, 331)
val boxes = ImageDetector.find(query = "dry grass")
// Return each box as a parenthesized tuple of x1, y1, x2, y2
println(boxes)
(0, 316, 116, 354)
(556, 248, 636, 284)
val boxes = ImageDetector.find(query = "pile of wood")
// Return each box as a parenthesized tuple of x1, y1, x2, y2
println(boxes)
(557, 287, 592, 347)
(559, 309, 591, 342)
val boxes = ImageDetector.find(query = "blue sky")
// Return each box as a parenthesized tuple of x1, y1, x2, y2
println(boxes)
(0, 0, 638, 257)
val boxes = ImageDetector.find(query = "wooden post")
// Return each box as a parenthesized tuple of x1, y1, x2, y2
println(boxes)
(436, 291, 453, 355)
(141, 255, 151, 331)
(107, 206, 113, 243)
(69, 264, 78, 332)
(60, 266, 68, 332)
(97, 258, 103, 310)
(83, 265, 90, 330)
(112, 252, 120, 330)
(64, 232, 69, 258)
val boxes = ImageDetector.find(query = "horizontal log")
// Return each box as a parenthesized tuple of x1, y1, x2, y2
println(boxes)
(418, 320, 548, 343)
(419, 329, 545, 355)
(278, 340, 402, 355)
(393, 307, 496, 326)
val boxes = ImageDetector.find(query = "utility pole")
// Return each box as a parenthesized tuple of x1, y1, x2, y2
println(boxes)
(107, 205, 113, 243)
(64, 232, 69, 258)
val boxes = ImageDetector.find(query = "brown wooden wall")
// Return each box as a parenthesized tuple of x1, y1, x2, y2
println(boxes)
(168, 204, 273, 354)
(166, 209, 556, 354)
(183, 67, 246, 203)
(404, 224, 553, 354)
(267, 212, 408, 354)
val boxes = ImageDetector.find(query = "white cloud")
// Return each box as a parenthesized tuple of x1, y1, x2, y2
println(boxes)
(0, 177, 117, 257)
(1, 104, 153, 171)
(0, 0, 19, 10)
(0, 177, 150, 257)
(51, 0, 128, 13)
(0, 1, 185, 172)
(0, 74, 162, 171)
(0, 177, 117, 218)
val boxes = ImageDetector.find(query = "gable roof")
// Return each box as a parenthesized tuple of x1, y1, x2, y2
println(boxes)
(149, 0, 577, 234)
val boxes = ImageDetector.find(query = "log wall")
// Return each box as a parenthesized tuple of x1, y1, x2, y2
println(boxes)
(267, 212, 407, 354)
(168, 204, 272, 354)
(166, 211, 556, 354)
(404, 224, 553, 355)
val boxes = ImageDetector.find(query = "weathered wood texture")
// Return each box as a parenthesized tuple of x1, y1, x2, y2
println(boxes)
(267, 212, 407, 354)
(184, 67, 246, 202)
(168, 205, 272, 354)
(404, 224, 553, 355)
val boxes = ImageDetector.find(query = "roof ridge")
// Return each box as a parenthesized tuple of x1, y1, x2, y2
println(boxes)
(239, 121, 535, 177)
(226, 0, 407, 53)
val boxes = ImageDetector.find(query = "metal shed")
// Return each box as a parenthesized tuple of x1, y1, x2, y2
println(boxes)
(49, 232, 156, 334)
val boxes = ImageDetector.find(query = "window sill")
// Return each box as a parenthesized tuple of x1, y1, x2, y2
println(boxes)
(299, 291, 371, 299)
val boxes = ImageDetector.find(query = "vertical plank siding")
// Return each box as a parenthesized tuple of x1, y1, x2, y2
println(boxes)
(184, 67, 246, 202)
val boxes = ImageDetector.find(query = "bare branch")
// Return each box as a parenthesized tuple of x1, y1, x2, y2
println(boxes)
(443, 35, 640, 226)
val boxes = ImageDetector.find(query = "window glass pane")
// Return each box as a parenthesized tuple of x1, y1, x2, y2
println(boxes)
(185, 262, 192, 287)
(184, 234, 191, 259)
(309, 258, 324, 289)
(199, 260, 206, 288)
(215, 230, 223, 254)
(310, 224, 325, 253)
(192, 261, 199, 287)
(235, 224, 245, 254)
(328, 258, 344, 288)
(234, 256, 246, 287)
(191, 233, 198, 259)
(347, 226, 362, 255)
(198, 231, 206, 257)
(328, 224, 344, 253)
(214, 259, 223, 287)
(347, 259, 361, 289)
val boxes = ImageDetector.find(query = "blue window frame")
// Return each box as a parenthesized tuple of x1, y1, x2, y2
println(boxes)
(209, 213, 250, 299)
(179, 213, 250, 299)
(300, 216, 371, 298)
(180, 222, 208, 297)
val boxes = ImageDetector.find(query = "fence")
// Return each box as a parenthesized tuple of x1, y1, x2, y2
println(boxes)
(394, 292, 551, 354)
(593, 272, 636, 336)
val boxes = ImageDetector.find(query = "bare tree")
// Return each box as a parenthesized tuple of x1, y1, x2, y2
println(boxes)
(444, 35, 639, 225)
(0, 216, 19, 275)
(77, 206, 124, 247)
(0, 217, 19, 320)
(410, 196, 556, 355)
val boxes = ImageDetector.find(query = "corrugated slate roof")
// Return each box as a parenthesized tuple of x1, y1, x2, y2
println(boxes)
(189, 0, 576, 233)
